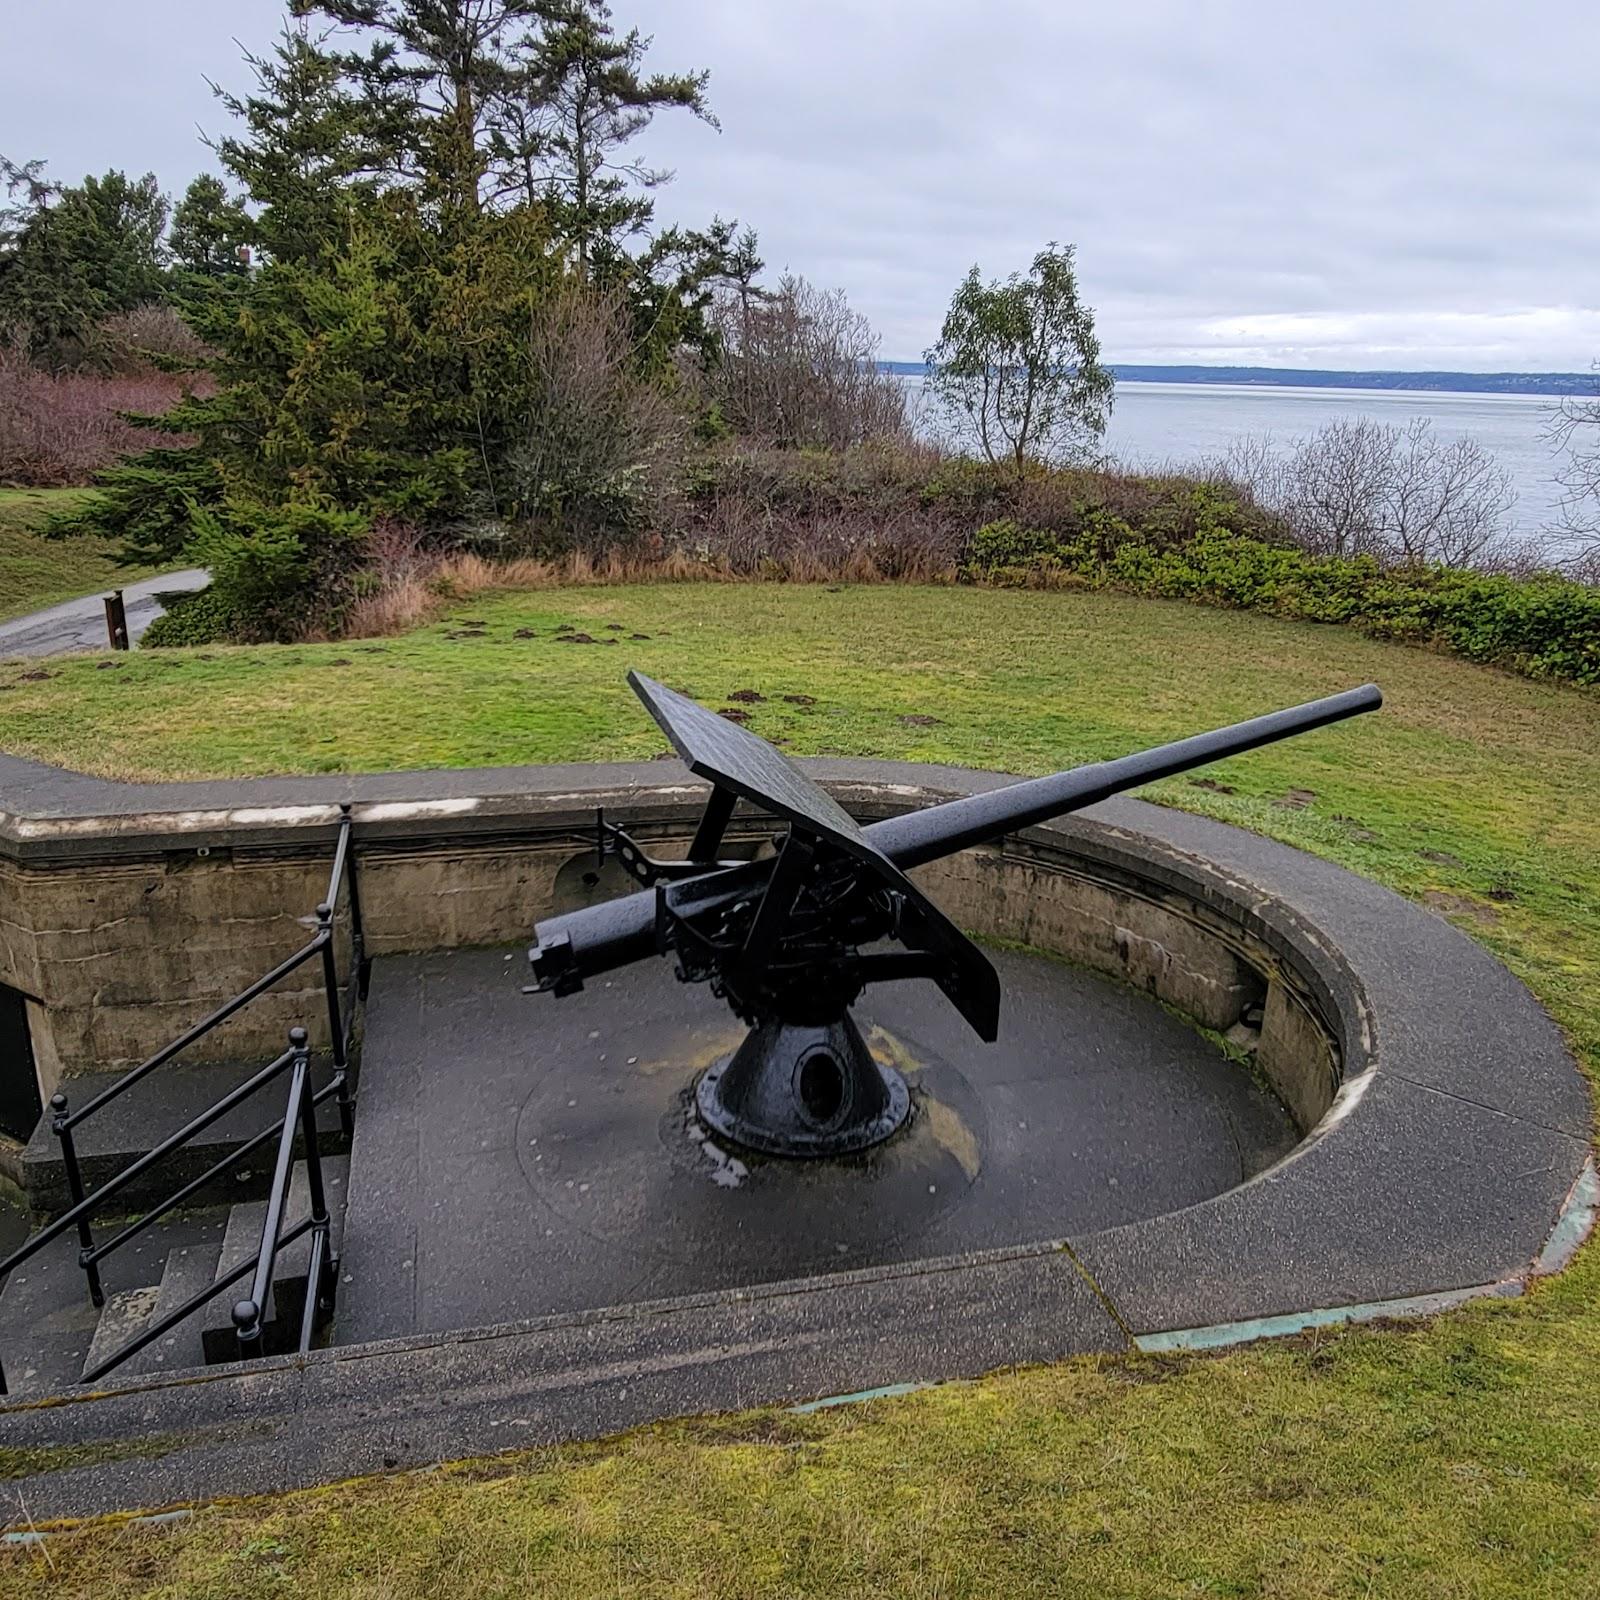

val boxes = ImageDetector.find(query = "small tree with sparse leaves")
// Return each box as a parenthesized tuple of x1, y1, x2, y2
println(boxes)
(925, 243, 1113, 480)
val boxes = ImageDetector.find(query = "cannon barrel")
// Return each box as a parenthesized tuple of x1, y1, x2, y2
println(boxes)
(873, 681, 1382, 870)
(531, 682, 1382, 985)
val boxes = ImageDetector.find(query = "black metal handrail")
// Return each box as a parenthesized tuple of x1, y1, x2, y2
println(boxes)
(80, 1078, 343, 1271)
(56, 805, 364, 1136)
(3, 1046, 295, 1291)
(231, 1028, 331, 1360)
(77, 1030, 335, 1384)
(0, 807, 366, 1395)
(79, 1215, 318, 1385)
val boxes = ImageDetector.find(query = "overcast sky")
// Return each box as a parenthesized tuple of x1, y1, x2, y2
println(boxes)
(4, 0, 1597, 370)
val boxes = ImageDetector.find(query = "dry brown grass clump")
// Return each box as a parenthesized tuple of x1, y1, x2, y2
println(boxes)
(340, 541, 958, 639)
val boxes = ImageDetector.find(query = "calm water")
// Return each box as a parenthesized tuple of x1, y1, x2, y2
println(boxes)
(904, 377, 1577, 550)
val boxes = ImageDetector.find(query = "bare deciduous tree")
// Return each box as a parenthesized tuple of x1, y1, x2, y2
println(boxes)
(1383, 419, 1515, 568)
(701, 274, 908, 450)
(509, 282, 686, 543)
(1547, 376, 1600, 579)
(1223, 416, 1514, 569)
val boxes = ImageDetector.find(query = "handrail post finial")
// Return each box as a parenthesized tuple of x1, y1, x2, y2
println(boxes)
(233, 1298, 262, 1360)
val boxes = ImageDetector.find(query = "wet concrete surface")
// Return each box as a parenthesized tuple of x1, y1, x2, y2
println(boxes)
(0, 1192, 28, 1259)
(338, 945, 1297, 1342)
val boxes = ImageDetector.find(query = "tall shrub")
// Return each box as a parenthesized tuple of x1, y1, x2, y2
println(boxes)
(0, 338, 189, 487)
(1221, 417, 1514, 569)
(701, 275, 908, 449)
(506, 282, 687, 546)
(145, 499, 370, 645)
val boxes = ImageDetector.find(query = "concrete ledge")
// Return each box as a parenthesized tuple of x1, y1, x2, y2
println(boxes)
(0, 751, 1591, 1522)
(21, 1055, 348, 1214)
(0, 1239, 1122, 1523)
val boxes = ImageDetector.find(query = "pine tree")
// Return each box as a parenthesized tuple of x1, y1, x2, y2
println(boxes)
(54, 1, 738, 640)
(59, 18, 559, 578)
(169, 175, 252, 278)
(507, 0, 717, 274)
(0, 157, 58, 258)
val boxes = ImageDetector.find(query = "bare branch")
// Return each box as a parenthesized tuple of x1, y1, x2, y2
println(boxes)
(695, 276, 908, 451)
(1223, 416, 1515, 570)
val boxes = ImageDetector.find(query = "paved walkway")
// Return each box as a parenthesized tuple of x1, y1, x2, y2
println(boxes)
(0, 569, 209, 658)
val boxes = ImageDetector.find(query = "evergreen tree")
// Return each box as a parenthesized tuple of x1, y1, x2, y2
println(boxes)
(609, 216, 758, 378)
(0, 156, 58, 257)
(55, 0, 737, 641)
(293, 0, 542, 214)
(59, 17, 559, 580)
(212, 24, 386, 266)
(508, 0, 716, 274)
(269, 5, 569, 509)
(169, 175, 252, 277)
(0, 164, 170, 366)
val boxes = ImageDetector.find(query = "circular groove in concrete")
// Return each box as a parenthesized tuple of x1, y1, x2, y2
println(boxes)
(395, 946, 1301, 1328)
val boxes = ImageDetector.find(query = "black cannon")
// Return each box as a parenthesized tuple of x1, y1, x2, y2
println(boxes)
(528, 672, 1382, 1158)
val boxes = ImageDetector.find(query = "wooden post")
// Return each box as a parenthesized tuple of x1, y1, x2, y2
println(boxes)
(103, 590, 129, 651)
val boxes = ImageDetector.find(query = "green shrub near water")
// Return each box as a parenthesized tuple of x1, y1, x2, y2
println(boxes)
(966, 519, 1600, 684)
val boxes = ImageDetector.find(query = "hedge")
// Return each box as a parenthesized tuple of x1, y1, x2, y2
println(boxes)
(142, 500, 371, 647)
(140, 585, 248, 648)
(965, 520, 1600, 686)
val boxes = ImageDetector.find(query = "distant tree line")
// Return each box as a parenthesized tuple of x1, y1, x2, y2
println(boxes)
(0, 159, 244, 368)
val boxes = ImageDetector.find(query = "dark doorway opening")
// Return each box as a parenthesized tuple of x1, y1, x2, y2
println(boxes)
(0, 985, 43, 1143)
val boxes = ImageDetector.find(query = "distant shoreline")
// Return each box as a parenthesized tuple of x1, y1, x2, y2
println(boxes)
(881, 361, 1596, 398)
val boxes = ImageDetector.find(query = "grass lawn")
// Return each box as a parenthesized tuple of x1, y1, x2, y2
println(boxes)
(4, 583, 1599, 1597)
(0, 488, 165, 623)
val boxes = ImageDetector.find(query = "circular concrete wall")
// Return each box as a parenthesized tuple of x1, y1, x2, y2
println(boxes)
(0, 750, 1589, 1511)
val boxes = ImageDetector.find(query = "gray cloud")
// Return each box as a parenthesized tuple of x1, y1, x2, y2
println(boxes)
(4, 0, 1596, 368)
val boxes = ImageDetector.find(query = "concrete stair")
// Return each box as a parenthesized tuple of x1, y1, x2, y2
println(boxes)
(24, 1056, 350, 1216)
(80, 1286, 159, 1382)
(72, 1156, 348, 1383)
(200, 1156, 349, 1363)
(119, 1238, 223, 1377)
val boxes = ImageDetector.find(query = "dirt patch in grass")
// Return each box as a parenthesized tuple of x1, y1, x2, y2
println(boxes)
(1421, 889, 1502, 927)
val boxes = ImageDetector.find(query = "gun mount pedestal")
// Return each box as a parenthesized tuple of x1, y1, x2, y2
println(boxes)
(697, 1012, 910, 1159)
